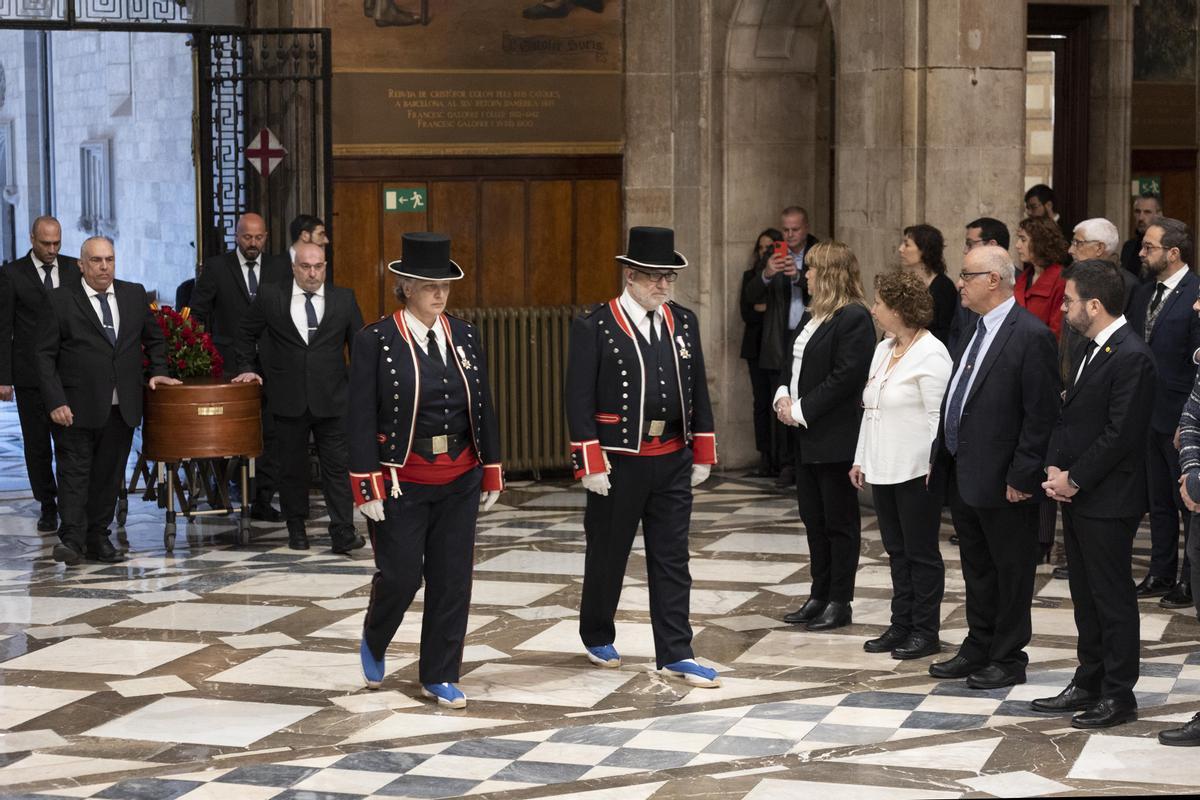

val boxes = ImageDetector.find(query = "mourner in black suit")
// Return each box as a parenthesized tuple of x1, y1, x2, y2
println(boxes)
(566, 226, 721, 689)
(189, 212, 289, 520)
(773, 241, 876, 632)
(928, 245, 1060, 689)
(0, 216, 80, 531)
(349, 233, 503, 709)
(739, 228, 782, 477)
(1125, 217, 1200, 609)
(35, 237, 178, 565)
(233, 242, 365, 554)
(1033, 261, 1156, 730)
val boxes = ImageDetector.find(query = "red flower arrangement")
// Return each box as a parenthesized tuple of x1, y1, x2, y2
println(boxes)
(145, 303, 223, 379)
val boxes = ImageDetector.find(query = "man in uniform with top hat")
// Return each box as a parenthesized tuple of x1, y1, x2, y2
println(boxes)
(349, 232, 503, 708)
(566, 225, 721, 688)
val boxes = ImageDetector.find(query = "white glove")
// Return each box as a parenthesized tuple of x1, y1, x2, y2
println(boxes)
(479, 490, 500, 512)
(358, 500, 385, 522)
(581, 472, 611, 496)
(691, 464, 711, 487)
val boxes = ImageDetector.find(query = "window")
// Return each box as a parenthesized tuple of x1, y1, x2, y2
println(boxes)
(79, 138, 115, 236)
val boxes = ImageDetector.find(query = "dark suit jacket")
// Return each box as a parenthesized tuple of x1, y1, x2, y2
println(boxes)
(1120, 237, 1143, 280)
(235, 280, 363, 418)
(739, 266, 766, 361)
(777, 303, 876, 464)
(0, 253, 81, 387)
(1048, 323, 1156, 518)
(931, 301, 1060, 508)
(35, 279, 168, 429)
(741, 234, 818, 372)
(189, 250, 290, 376)
(174, 278, 195, 310)
(1126, 269, 1200, 434)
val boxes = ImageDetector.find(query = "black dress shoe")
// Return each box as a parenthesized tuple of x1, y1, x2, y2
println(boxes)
(892, 634, 941, 660)
(251, 503, 283, 522)
(288, 528, 310, 550)
(966, 664, 1025, 690)
(783, 597, 827, 625)
(863, 625, 908, 653)
(1160, 582, 1193, 609)
(1030, 681, 1100, 713)
(37, 505, 58, 532)
(774, 465, 795, 488)
(928, 654, 981, 679)
(1052, 566, 1070, 580)
(52, 542, 82, 566)
(1135, 574, 1174, 598)
(1072, 697, 1137, 729)
(1159, 712, 1200, 746)
(331, 532, 366, 555)
(806, 601, 851, 631)
(85, 538, 126, 564)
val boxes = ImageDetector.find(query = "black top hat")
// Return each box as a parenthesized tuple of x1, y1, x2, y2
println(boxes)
(387, 232, 465, 281)
(616, 226, 688, 270)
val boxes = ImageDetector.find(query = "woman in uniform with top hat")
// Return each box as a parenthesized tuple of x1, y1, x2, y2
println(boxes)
(349, 232, 503, 708)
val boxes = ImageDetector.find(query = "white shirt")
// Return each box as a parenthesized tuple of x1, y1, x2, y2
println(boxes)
(619, 288, 662, 342)
(236, 248, 260, 297)
(853, 332, 952, 484)
(404, 309, 447, 362)
(1074, 315, 1126, 384)
(944, 296, 1015, 410)
(290, 280, 325, 343)
(83, 281, 120, 404)
(772, 316, 823, 428)
(32, 254, 60, 289)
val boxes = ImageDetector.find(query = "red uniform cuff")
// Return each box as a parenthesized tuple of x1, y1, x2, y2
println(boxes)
(350, 471, 385, 506)
(570, 440, 606, 479)
(691, 432, 717, 465)
(482, 463, 504, 493)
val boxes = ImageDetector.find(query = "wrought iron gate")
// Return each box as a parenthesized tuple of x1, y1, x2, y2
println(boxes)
(196, 29, 332, 266)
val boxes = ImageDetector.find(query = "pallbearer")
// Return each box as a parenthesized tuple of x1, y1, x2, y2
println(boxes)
(566, 226, 721, 688)
(349, 232, 503, 708)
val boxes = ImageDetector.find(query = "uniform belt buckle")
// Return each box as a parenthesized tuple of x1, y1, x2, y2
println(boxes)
(647, 419, 665, 437)
(431, 434, 449, 455)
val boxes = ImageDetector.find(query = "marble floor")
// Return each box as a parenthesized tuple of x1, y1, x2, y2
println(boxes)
(1, 423, 1199, 798)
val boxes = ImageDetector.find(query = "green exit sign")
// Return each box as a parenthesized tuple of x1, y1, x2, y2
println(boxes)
(1134, 176, 1162, 196)
(384, 187, 427, 212)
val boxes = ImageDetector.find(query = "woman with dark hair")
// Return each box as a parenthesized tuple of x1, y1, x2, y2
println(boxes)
(740, 228, 784, 477)
(1014, 215, 1068, 339)
(898, 224, 958, 346)
(774, 241, 876, 631)
(850, 270, 951, 660)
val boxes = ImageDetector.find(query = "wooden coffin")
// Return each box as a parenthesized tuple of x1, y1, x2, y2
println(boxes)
(143, 380, 263, 462)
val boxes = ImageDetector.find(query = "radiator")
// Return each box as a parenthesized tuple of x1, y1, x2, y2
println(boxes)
(455, 305, 586, 474)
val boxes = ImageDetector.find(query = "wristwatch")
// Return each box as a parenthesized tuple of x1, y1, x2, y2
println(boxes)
(1068, 476, 1080, 491)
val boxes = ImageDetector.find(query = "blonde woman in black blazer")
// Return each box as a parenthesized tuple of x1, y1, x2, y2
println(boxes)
(774, 241, 876, 631)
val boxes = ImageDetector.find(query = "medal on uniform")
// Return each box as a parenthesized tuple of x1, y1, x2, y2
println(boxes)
(676, 335, 690, 359)
(456, 345, 472, 370)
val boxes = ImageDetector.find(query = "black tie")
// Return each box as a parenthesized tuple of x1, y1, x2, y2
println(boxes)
(98, 291, 117, 346)
(303, 292, 319, 343)
(40, 263, 53, 290)
(427, 329, 443, 368)
(646, 310, 659, 347)
(246, 261, 258, 299)
(1074, 339, 1098, 387)
(1150, 282, 1167, 314)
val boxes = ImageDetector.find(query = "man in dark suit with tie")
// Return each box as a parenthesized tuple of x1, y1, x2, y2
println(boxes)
(0, 216, 80, 532)
(1035, 260, 1156, 729)
(928, 245, 1060, 689)
(35, 237, 178, 565)
(190, 212, 290, 521)
(232, 242, 365, 553)
(1126, 217, 1200, 609)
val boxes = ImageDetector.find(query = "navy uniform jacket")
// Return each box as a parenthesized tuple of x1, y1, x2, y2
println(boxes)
(565, 297, 717, 477)
(347, 310, 503, 503)
(1126, 269, 1200, 435)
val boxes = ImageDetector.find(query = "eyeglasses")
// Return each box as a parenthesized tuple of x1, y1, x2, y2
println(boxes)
(1069, 239, 1098, 248)
(1140, 242, 1172, 252)
(634, 269, 678, 284)
(1061, 296, 1086, 307)
(958, 270, 992, 282)
(963, 238, 985, 250)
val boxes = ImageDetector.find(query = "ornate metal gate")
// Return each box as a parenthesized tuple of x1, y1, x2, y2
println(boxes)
(196, 29, 332, 265)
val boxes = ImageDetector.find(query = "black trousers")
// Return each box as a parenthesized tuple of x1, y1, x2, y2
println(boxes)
(872, 476, 945, 639)
(745, 359, 774, 458)
(363, 466, 481, 684)
(1189, 515, 1200, 618)
(795, 457, 861, 603)
(580, 447, 694, 668)
(1036, 499, 1057, 548)
(273, 411, 353, 534)
(949, 470, 1039, 671)
(1147, 430, 1189, 581)
(51, 406, 134, 551)
(1062, 507, 1140, 703)
(256, 399, 278, 503)
(15, 385, 57, 507)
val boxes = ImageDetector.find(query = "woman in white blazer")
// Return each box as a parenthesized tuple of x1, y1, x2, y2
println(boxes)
(850, 269, 952, 660)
